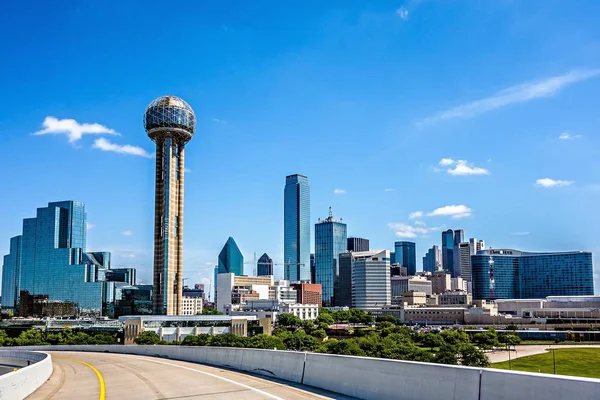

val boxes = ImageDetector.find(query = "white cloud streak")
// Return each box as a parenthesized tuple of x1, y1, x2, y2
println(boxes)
(334, 189, 346, 194)
(536, 178, 573, 187)
(86, 222, 95, 230)
(384, 188, 394, 192)
(121, 230, 133, 236)
(33, 116, 119, 143)
(387, 222, 441, 238)
(438, 158, 489, 175)
(93, 138, 153, 158)
(558, 131, 582, 140)
(512, 231, 530, 236)
(396, 7, 409, 20)
(419, 69, 600, 125)
(409, 211, 424, 219)
(414, 220, 426, 226)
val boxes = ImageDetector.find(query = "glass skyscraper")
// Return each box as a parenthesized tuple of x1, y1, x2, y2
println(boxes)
(471, 249, 594, 300)
(284, 174, 310, 282)
(315, 209, 347, 306)
(217, 237, 244, 276)
(1, 201, 125, 315)
(394, 241, 417, 276)
(257, 253, 273, 276)
(442, 229, 464, 277)
(423, 245, 442, 274)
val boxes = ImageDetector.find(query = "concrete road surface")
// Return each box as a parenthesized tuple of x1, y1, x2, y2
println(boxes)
(487, 344, 600, 363)
(28, 351, 352, 400)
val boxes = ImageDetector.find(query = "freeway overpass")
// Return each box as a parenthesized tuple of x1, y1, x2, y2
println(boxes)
(2, 345, 600, 399)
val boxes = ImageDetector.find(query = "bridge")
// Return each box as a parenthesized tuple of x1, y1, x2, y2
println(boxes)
(2, 345, 600, 399)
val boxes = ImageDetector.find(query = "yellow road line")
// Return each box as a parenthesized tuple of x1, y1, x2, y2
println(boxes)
(55, 356, 106, 400)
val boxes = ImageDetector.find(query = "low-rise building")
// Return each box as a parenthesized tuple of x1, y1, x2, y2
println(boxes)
(439, 291, 472, 306)
(403, 307, 466, 325)
(291, 283, 322, 305)
(402, 291, 427, 306)
(180, 296, 203, 316)
(428, 272, 451, 294)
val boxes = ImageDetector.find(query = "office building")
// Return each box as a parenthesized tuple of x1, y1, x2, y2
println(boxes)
(451, 277, 466, 291)
(180, 296, 203, 315)
(423, 245, 442, 274)
(216, 273, 274, 313)
(110, 284, 153, 318)
(390, 264, 408, 277)
(0, 201, 135, 316)
(310, 253, 316, 284)
(457, 242, 472, 281)
(182, 286, 204, 299)
(391, 276, 432, 299)
(442, 229, 464, 277)
(347, 237, 369, 252)
(291, 283, 322, 305)
(257, 253, 273, 276)
(284, 174, 311, 282)
(428, 272, 452, 294)
(273, 280, 297, 303)
(218, 237, 244, 276)
(352, 250, 391, 308)
(471, 249, 594, 300)
(145, 95, 196, 315)
(394, 241, 416, 276)
(315, 208, 347, 306)
(335, 252, 353, 307)
(439, 292, 472, 306)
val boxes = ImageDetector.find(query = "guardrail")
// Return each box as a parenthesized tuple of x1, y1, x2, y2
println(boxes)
(14, 345, 600, 400)
(0, 350, 53, 399)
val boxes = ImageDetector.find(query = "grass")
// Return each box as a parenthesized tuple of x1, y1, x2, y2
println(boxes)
(492, 348, 600, 379)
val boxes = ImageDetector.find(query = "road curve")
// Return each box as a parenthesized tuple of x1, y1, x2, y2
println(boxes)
(28, 351, 349, 400)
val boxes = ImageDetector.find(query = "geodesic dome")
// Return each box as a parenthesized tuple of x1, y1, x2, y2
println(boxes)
(144, 95, 196, 143)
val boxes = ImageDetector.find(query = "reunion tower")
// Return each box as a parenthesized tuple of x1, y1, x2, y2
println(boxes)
(144, 96, 196, 315)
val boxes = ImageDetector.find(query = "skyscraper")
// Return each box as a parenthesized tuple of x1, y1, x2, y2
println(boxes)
(471, 249, 594, 300)
(257, 253, 273, 276)
(284, 174, 310, 282)
(458, 242, 472, 280)
(145, 95, 196, 315)
(336, 252, 353, 307)
(442, 229, 454, 274)
(315, 208, 347, 306)
(347, 237, 369, 252)
(423, 245, 442, 274)
(218, 237, 244, 276)
(352, 250, 391, 308)
(1, 201, 123, 315)
(452, 229, 465, 278)
(394, 241, 417, 276)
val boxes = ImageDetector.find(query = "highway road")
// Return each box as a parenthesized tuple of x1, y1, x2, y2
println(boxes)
(28, 351, 350, 400)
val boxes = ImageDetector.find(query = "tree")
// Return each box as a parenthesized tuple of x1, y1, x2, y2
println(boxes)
(201, 309, 223, 315)
(278, 313, 302, 329)
(281, 330, 319, 351)
(348, 309, 372, 324)
(249, 334, 286, 350)
(134, 331, 163, 345)
(459, 343, 490, 367)
(310, 329, 327, 339)
(315, 313, 334, 327)
(13, 329, 49, 346)
(435, 344, 459, 365)
(440, 329, 469, 346)
(472, 330, 499, 350)
(209, 333, 249, 348)
(498, 333, 521, 350)
(421, 333, 444, 350)
(0, 330, 12, 347)
(182, 334, 212, 346)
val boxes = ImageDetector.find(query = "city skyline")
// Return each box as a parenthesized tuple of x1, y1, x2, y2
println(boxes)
(1, 2, 600, 293)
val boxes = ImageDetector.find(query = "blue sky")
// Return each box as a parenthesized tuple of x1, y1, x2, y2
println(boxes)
(1, 1, 600, 295)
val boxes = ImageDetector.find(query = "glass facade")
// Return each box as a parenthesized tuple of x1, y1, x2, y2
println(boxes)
(394, 241, 416, 276)
(442, 229, 464, 277)
(2, 201, 135, 316)
(217, 237, 244, 276)
(257, 253, 273, 276)
(472, 249, 594, 300)
(315, 212, 347, 306)
(352, 250, 391, 308)
(284, 174, 310, 282)
(347, 237, 369, 252)
(335, 252, 353, 307)
(423, 245, 442, 274)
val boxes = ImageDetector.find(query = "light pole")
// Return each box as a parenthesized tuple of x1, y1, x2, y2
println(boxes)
(552, 348, 556, 374)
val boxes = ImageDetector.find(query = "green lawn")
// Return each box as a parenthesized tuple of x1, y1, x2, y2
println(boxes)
(492, 348, 600, 379)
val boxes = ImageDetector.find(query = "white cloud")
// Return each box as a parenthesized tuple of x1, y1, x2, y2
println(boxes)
(447, 160, 490, 176)
(426, 204, 472, 219)
(93, 138, 153, 158)
(558, 131, 583, 140)
(512, 231, 530, 236)
(33, 116, 119, 143)
(86, 222, 95, 230)
(334, 189, 346, 194)
(121, 230, 133, 236)
(119, 252, 136, 259)
(419, 69, 600, 125)
(535, 178, 573, 188)
(439, 158, 455, 166)
(184, 168, 192, 173)
(212, 117, 226, 124)
(384, 188, 394, 192)
(414, 220, 426, 226)
(409, 211, 424, 219)
(387, 222, 441, 238)
(396, 7, 409, 20)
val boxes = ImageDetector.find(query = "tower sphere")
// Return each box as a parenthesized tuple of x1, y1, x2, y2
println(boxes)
(144, 95, 196, 144)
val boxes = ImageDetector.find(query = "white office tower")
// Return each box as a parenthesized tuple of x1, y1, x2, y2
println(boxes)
(352, 250, 391, 308)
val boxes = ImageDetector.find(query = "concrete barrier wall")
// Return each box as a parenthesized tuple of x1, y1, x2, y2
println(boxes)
(14, 345, 600, 400)
(0, 350, 52, 400)
(303, 352, 481, 400)
(480, 368, 600, 400)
